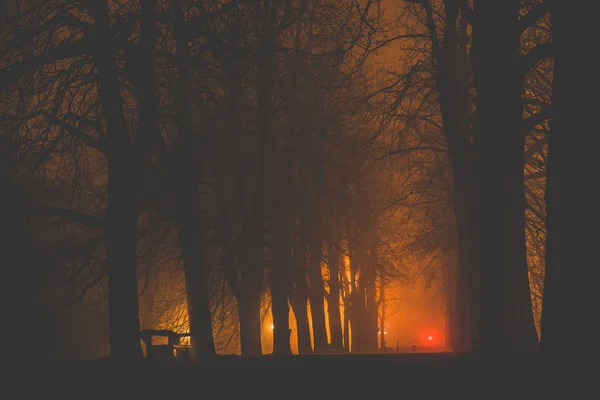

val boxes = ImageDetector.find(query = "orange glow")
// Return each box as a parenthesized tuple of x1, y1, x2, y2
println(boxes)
(419, 329, 441, 347)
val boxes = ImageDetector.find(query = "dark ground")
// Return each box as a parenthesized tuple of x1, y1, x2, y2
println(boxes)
(14, 353, 577, 400)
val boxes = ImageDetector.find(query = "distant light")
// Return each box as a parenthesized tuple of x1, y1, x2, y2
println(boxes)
(270, 325, 274, 330)
(384, 331, 387, 334)
(428, 336, 433, 341)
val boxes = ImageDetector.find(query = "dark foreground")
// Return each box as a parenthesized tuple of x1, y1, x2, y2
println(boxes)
(15, 353, 575, 400)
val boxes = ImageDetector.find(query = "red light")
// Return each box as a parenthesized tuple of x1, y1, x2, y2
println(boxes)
(419, 329, 442, 346)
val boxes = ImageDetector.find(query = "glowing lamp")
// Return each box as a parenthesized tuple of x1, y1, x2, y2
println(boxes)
(428, 336, 433, 341)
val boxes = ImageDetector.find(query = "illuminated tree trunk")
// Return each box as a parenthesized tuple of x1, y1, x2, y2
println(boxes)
(349, 289, 366, 352)
(351, 195, 378, 352)
(341, 267, 352, 352)
(237, 287, 263, 356)
(172, 0, 216, 358)
(472, 0, 539, 353)
(290, 295, 312, 354)
(344, 311, 351, 352)
(269, 186, 292, 355)
(379, 278, 386, 350)
(290, 231, 313, 354)
(348, 247, 369, 353)
(308, 221, 329, 353)
(85, 0, 142, 361)
(325, 219, 344, 351)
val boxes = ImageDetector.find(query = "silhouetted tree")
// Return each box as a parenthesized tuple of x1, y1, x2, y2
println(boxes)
(472, 0, 539, 353)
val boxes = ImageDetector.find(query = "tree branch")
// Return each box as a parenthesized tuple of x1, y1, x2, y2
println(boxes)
(0, 38, 88, 94)
(519, 42, 553, 79)
(377, 146, 448, 160)
(40, 111, 107, 154)
(30, 206, 105, 229)
(518, 0, 554, 34)
(522, 106, 551, 135)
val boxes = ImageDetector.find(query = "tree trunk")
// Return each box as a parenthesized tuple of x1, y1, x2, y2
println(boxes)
(325, 220, 343, 350)
(105, 174, 143, 361)
(379, 279, 386, 351)
(343, 309, 351, 352)
(308, 228, 329, 353)
(539, 11, 561, 353)
(444, 248, 461, 352)
(290, 295, 313, 354)
(541, 1, 598, 360)
(85, 0, 143, 361)
(290, 229, 313, 354)
(237, 288, 263, 356)
(431, 3, 478, 352)
(270, 217, 292, 355)
(178, 226, 216, 357)
(472, 0, 539, 353)
(172, 0, 215, 358)
(364, 272, 379, 352)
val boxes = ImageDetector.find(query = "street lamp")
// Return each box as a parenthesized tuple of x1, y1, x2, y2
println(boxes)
(428, 336, 433, 351)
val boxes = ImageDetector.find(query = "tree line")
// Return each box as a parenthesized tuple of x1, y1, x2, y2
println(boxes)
(0, 0, 593, 362)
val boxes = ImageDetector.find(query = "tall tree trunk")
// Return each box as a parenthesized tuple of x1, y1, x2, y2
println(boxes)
(290, 231, 313, 354)
(364, 271, 379, 352)
(472, 0, 539, 353)
(237, 287, 263, 356)
(308, 222, 329, 352)
(325, 219, 343, 350)
(106, 168, 142, 362)
(427, 1, 478, 352)
(270, 201, 292, 355)
(539, 10, 560, 354)
(269, 52, 293, 355)
(172, 0, 215, 358)
(215, 42, 264, 356)
(343, 308, 351, 352)
(444, 248, 461, 352)
(290, 295, 313, 354)
(379, 278, 386, 350)
(347, 250, 366, 352)
(341, 260, 351, 352)
(177, 225, 216, 357)
(85, 0, 142, 361)
(541, 1, 598, 360)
